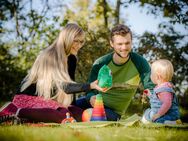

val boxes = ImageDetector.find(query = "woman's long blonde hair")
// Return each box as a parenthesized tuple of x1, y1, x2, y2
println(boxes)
(21, 23, 84, 107)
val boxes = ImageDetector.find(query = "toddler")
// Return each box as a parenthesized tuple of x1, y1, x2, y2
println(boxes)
(142, 59, 181, 124)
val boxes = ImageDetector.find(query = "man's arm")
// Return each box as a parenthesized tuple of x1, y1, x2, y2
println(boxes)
(131, 52, 155, 90)
(140, 59, 154, 90)
(85, 52, 113, 104)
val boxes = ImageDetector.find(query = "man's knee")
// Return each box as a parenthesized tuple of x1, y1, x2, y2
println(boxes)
(75, 96, 91, 109)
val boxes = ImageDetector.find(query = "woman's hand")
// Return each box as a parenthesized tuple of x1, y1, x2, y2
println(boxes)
(90, 80, 108, 92)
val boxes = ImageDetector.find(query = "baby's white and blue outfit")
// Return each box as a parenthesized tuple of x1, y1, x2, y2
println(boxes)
(142, 85, 180, 123)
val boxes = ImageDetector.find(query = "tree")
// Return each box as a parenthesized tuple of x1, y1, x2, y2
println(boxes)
(123, 0, 188, 111)
(1, 0, 187, 106)
(0, 0, 66, 100)
(114, 0, 121, 25)
(117, 0, 188, 95)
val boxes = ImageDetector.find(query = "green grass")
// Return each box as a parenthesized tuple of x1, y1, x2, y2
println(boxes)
(0, 100, 188, 141)
(0, 125, 188, 141)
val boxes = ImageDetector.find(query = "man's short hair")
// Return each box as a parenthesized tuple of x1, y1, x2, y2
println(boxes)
(110, 24, 132, 41)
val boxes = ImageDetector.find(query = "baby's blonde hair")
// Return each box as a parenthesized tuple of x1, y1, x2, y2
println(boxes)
(151, 59, 174, 82)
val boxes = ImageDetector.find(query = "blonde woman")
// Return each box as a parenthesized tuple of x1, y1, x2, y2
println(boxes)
(0, 23, 103, 123)
(141, 59, 181, 124)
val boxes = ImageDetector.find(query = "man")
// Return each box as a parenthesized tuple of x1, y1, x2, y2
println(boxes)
(76, 24, 154, 121)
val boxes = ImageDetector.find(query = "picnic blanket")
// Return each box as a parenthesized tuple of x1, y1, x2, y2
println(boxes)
(2, 114, 188, 129)
(11, 114, 187, 129)
(64, 114, 188, 129)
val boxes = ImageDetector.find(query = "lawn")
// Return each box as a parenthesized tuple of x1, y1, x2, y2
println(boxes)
(0, 124, 188, 141)
(0, 101, 188, 141)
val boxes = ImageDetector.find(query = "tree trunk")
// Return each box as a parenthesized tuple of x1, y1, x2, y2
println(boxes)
(115, 0, 121, 25)
(101, 0, 108, 28)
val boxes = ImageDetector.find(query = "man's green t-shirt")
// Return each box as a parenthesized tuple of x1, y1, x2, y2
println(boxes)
(86, 52, 154, 116)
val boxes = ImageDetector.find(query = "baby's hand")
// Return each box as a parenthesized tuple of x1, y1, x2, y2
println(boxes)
(141, 89, 150, 104)
(143, 89, 151, 96)
(152, 113, 161, 121)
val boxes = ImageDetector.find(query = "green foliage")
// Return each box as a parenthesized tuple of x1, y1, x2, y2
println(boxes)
(0, 43, 26, 100)
(126, 0, 188, 107)
(76, 26, 111, 82)
(0, 0, 66, 100)
(136, 23, 187, 96)
(129, 0, 188, 25)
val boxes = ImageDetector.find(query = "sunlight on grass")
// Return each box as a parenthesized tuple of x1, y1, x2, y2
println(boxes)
(0, 125, 187, 141)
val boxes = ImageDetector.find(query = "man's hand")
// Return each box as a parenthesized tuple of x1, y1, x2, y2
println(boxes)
(90, 95, 96, 107)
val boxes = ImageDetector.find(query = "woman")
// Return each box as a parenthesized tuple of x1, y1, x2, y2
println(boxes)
(0, 23, 103, 123)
